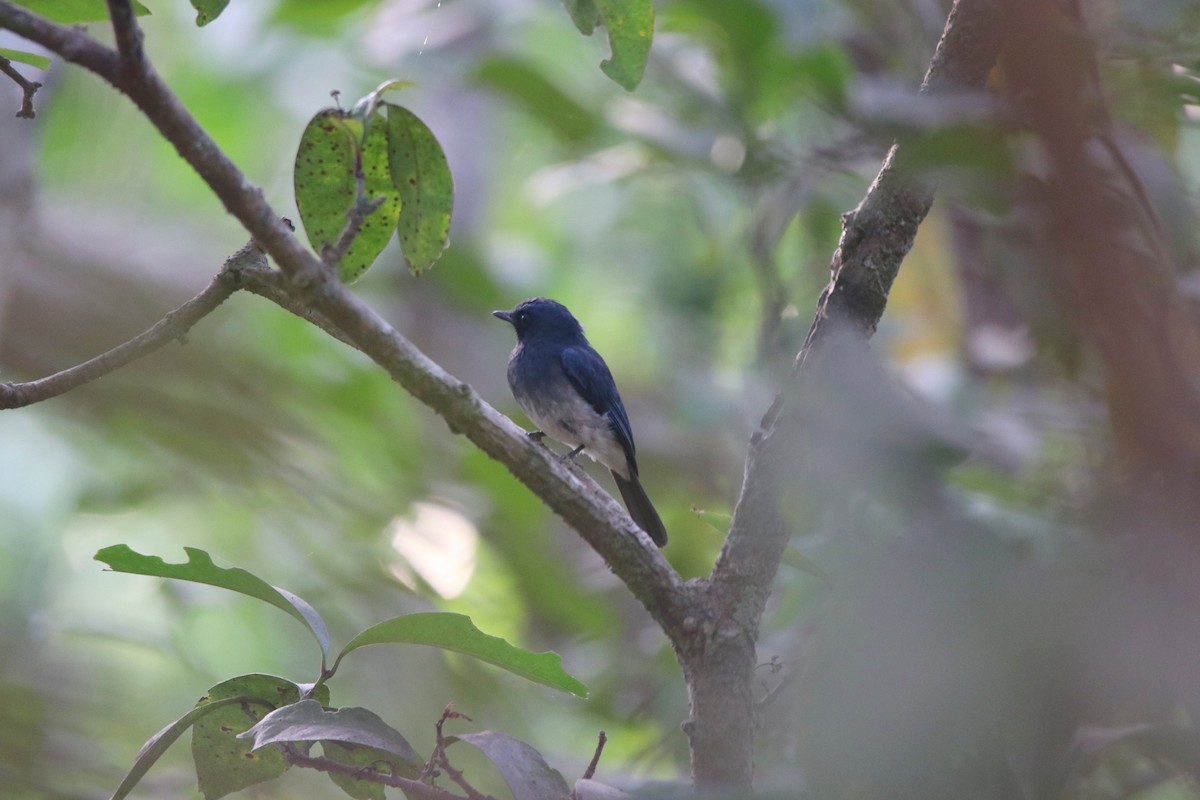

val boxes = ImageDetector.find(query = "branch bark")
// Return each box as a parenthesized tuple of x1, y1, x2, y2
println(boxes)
(677, 0, 1007, 790)
(0, 245, 251, 408)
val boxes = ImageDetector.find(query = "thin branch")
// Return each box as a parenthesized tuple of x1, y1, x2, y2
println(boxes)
(432, 707, 494, 800)
(281, 746, 470, 800)
(0, 259, 244, 409)
(105, 0, 144, 69)
(0, 53, 41, 117)
(321, 158, 389, 267)
(582, 731, 607, 780)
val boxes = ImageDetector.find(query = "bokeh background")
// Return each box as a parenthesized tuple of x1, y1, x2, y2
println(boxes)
(3, 0, 1200, 798)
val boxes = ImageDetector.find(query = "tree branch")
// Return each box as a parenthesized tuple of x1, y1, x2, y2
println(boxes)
(0, 53, 41, 118)
(0, 240, 267, 409)
(0, 1, 692, 645)
(105, 0, 144, 70)
(282, 746, 472, 800)
(677, 0, 1007, 790)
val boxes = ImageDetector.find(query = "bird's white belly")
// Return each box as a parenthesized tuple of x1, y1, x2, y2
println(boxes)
(517, 389, 630, 478)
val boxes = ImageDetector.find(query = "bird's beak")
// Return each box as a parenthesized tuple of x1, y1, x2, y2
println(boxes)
(492, 310, 514, 324)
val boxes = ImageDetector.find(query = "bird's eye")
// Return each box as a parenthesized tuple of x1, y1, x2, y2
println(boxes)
(517, 312, 528, 322)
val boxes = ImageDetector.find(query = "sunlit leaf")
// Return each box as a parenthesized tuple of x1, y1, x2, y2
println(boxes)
(334, 612, 588, 698)
(13, 0, 149, 23)
(94, 544, 331, 663)
(452, 731, 570, 800)
(595, 0, 654, 91)
(190, 0, 230, 26)
(294, 109, 402, 283)
(558, 0, 653, 90)
(192, 675, 329, 800)
(385, 104, 453, 274)
(0, 48, 50, 70)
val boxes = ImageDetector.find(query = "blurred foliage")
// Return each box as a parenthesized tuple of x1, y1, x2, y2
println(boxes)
(3, 0, 1200, 798)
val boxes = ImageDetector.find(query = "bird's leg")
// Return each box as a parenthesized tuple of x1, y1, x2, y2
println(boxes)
(557, 444, 585, 463)
(527, 430, 547, 442)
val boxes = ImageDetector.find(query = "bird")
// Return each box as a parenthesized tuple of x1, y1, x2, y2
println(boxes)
(493, 298, 668, 547)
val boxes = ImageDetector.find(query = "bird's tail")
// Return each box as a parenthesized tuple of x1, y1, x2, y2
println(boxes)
(612, 471, 668, 547)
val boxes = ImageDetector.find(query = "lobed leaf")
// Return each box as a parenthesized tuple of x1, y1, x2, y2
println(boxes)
(94, 544, 331, 663)
(558, 0, 653, 90)
(335, 612, 588, 698)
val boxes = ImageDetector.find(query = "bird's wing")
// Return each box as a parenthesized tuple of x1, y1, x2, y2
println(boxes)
(560, 345, 638, 468)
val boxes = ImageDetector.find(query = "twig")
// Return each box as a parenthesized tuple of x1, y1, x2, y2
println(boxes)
(104, 0, 144, 69)
(582, 731, 607, 780)
(430, 706, 493, 800)
(0, 267, 239, 410)
(321, 156, 389, 267)
(0, 53, 41, 118)
(281, 745, 470, 800)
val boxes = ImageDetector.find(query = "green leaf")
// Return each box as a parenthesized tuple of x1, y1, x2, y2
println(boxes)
(94, 544, 331, 663)
(192, 675, 328, 800)
(595, 0, 654, 91)
(0, 48, 50, 70)
(453, 731, 570, 800)
(334, 612, 588, 698)
(190, 0, 230, 26)
(560, 0, 600, 34)
(111, 696, 259, 800)
(385, 104, 453, 274)
(239, 700, 423, 774)
(294, 109, 402, 283)
(13, 0, 149, 23)
(559, 0, 653, 89)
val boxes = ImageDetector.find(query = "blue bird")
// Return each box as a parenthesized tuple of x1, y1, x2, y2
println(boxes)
(493, 298, 668, 547)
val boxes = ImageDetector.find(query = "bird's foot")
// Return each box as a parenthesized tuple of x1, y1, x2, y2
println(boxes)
(527, 430, 547, 442)
(557, 444, 585, 463)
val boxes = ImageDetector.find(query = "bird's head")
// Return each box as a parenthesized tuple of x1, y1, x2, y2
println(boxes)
(493, 298, 585, 342)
